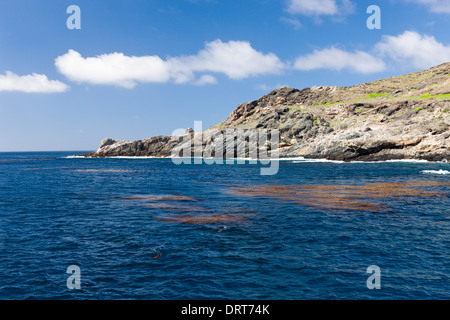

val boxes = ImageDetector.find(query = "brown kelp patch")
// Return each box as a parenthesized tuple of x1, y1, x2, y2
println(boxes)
(150, 253, 162, 260)
(122, 194, 248, 225)
(123, 194, 215, 216)
(143, 202, 211, 212)
(230, 182, 450, 211)
(122, 195, 196, 201)
(153, 213, 247, 224)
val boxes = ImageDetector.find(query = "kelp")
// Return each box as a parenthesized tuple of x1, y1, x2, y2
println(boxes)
(230, 182, 450, 211)
(123, 194, 244, 224)
(153, 213, 247, 224)
(143, 202, 210, 212)
(122, 195, 196, 201)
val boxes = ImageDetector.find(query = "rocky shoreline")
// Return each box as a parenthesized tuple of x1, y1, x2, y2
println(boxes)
(80, 63, 450, 162)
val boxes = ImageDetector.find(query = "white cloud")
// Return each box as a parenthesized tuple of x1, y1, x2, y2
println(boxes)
(376, 31, 450, 69)
(171, 39, 285, 80)
(280, 16, 303, 30)
(194, 74, 217, 86)
(286, 0, 355, 16)
(287, 0, 338, 15)
(55, 40, 285, 88)
(55, 50, 170, 88)
(294, 47, 386, 74)
(406, 0, 450, 13)
(53, 32, 450, 87)
(0, 71, 69, 93)
(293, 31, 450, 74)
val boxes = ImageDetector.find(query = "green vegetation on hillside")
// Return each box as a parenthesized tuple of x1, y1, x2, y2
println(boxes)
(366, 92, 392, 99)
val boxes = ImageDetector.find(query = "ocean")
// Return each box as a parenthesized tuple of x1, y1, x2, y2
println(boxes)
(0, 151, 449, 299)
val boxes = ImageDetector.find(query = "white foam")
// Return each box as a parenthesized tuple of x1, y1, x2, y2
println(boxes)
(108, 156, 165, 159)
(385, 159, 429, 163)
(64, 155, 437, 165)
(421, 170, 450, 175)
(288, 158, 432, 164)
(290, 159, 345, 164)
(64, 155, 166, 159)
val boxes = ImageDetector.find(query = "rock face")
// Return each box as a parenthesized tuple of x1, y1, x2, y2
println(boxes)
(81, 63, 450, 161)
(85, 135, 180, 157)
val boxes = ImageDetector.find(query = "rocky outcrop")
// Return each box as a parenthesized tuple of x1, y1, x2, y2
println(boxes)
(84, 135, 179, 157)
(81, 63, 450, 161)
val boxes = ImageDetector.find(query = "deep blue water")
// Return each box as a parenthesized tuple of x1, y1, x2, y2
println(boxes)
(0, 151, 449, 300)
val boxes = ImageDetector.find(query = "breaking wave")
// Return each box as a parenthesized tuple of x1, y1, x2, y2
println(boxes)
(421, 169, 450, 175)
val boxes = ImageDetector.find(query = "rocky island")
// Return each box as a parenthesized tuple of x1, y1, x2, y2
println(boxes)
(81, 63, 450, 161)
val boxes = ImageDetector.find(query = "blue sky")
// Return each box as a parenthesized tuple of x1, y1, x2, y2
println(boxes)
(0, 0, 449, 151)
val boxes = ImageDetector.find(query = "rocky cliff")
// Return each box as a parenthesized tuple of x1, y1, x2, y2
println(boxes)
(81, 62, 450, 161)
